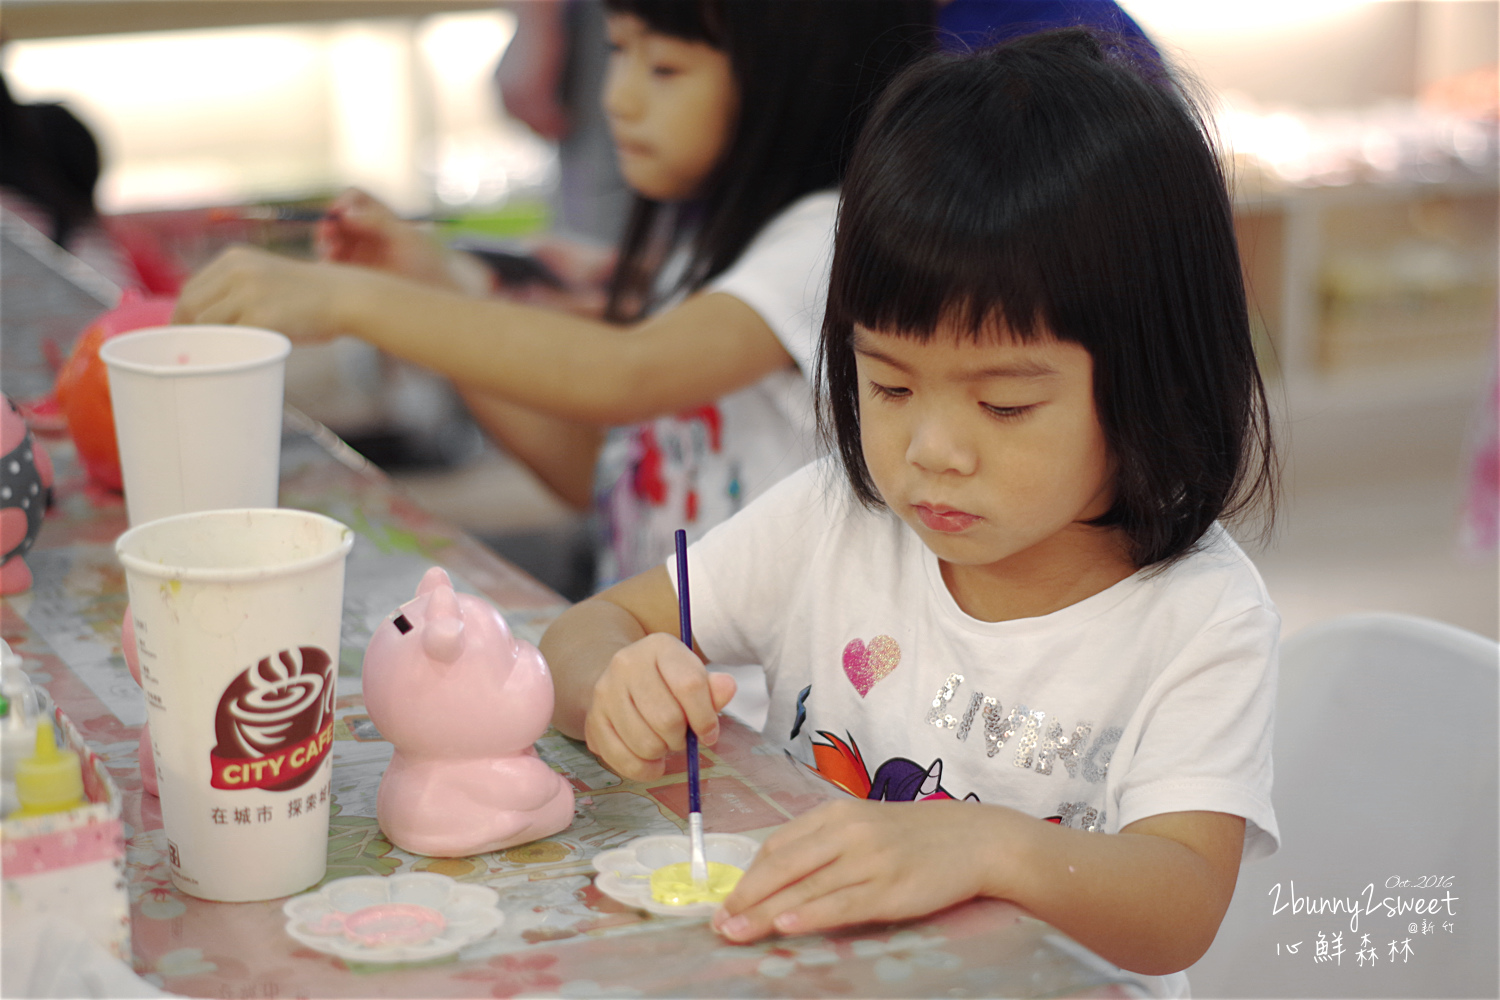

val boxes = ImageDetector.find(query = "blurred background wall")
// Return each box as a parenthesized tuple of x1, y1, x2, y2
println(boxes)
(2, 2, 549, 216)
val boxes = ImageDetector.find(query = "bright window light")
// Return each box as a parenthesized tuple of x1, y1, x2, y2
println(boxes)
(1120, 0, 1376, 36)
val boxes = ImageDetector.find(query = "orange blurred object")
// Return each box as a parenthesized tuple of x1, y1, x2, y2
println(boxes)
(54, 291, 176, 491)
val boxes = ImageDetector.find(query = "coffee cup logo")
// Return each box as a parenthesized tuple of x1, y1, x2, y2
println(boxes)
(210, 647, 335, 792)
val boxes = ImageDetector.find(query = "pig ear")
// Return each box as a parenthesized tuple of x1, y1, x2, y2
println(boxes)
(422, 583, 465, 663)
(416, 566, 452, 597)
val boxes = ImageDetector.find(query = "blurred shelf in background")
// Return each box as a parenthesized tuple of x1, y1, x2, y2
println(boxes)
(1236, 175, 1497, 386)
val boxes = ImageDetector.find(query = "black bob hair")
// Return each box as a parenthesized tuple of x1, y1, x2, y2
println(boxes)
(601, 0, 933, 321)
(818, 28, 1278, 568)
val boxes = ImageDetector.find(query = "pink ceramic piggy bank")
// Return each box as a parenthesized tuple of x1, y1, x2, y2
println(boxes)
(363, 567, 574, 857)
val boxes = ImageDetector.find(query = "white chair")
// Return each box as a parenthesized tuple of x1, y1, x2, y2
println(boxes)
(1188, 613, 1498, 999)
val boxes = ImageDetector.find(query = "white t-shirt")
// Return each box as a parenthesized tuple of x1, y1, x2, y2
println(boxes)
(592, 191, 837, 586)
(674, 459, 1282, 861)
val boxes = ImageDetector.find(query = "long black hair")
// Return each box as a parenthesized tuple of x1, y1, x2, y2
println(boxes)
(818, 28, 1278, 568)
(601, 0, 933, 321)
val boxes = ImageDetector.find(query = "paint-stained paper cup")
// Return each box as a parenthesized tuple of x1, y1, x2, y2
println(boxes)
(101, 325, 291, 526)
(117, 508, 353, 902)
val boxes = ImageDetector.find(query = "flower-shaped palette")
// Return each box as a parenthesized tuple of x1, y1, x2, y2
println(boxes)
(283, 872, 503, 963)
(592, 832, 760, 917)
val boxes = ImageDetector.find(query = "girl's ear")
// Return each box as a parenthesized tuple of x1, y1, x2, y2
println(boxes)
(421, 584, 466, 664)
(416, 566, 452, 597)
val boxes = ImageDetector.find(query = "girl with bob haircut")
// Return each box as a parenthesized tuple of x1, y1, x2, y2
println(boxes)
(541, 28, 1281, 983)
(176, 0, 933, 587)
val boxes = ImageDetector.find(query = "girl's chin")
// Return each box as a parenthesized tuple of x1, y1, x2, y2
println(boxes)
(617, 164, 702, 203)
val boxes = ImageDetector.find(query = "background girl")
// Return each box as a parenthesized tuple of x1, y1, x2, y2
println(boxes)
(539, 28, 1280, 981)
(174, 0, 933, 588)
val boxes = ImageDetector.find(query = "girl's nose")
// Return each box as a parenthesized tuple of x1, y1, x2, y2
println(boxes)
(602, 57, 643, 123)
(906, 413, 977, 476)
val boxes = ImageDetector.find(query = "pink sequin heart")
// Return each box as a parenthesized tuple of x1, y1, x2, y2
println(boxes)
(842, 635, 901, 697)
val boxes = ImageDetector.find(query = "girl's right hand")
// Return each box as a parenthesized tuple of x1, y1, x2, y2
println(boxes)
(174, 244, 363, 344)
(315, 188, 457, 289)
(584, 632, 737, 781)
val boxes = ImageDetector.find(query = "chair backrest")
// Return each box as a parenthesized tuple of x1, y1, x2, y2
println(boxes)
(1187, 613, 1499, 999)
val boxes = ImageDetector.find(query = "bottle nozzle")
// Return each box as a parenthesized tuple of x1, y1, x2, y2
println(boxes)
(14, 719, 86, 818)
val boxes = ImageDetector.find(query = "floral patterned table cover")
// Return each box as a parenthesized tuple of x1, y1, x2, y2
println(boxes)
(0, 412, 1145, 999)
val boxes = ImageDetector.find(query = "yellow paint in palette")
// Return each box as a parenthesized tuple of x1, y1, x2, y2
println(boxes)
(649, 861, 744, 906)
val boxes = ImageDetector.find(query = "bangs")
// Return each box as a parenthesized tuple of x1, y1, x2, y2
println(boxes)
(603, 0, 725, 47)
(827, 68, 1057, 344)
(825, 35, 1187, 349)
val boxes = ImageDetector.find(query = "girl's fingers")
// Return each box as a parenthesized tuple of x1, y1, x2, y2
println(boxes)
(594, 659, 676, 759)
(707, 672, 737, 708)
(613, 634, 721, 747)
(175, 270, 238, 325)
(658, 658, 723, 744)
(585, 633, 732, 778)
(591, 683, 669, 761)
(715, 849, 861, 942)
(763, 882, 873, 938)
(719, 879, 871, 942)
(584, 710, 664, 781)
(613, 688, 675, 763)
(721, 814, 840, 913)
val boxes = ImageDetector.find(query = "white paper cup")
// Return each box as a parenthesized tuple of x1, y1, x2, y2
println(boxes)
(116, 508, 354, 902)
(101, 325, 292, 526)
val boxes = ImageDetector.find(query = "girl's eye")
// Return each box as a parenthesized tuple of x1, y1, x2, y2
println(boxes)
(651, 64, 682, 78)
(869, 382, 909, 400)
(982, 403, 1036, 421)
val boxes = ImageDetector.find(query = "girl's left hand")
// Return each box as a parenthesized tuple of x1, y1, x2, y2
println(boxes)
(712, 798, 1012, 943)
(175, 245, 365, 343)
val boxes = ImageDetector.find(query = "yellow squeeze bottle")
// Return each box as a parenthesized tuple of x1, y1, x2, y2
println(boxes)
(14, 719, 86, 818)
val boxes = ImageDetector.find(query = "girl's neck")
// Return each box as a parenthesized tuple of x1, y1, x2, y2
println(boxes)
(937, 527, 1137, 623)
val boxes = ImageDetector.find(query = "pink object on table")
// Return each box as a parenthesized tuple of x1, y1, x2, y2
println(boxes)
(120, 608, 158, 797)
(306, 903, 446, 948)
(52, 290, 177, 492)
(362, 567, 575, 857)
(1, 394, 54, 596)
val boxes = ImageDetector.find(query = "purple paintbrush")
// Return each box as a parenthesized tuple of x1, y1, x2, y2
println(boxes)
(675, 529, 708, 886)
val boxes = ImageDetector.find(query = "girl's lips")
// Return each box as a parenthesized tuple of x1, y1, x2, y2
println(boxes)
(913, 504, 981, 533)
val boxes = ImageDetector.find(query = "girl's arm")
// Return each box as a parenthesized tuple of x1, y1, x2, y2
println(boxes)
(454, 386, 604, 511)
(539, 567, 737, 780)
(713, 798, 1244, 976)
(173, 247, 796, 425)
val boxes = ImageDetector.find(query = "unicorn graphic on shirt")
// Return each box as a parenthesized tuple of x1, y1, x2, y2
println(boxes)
(803, 730, 978, 803)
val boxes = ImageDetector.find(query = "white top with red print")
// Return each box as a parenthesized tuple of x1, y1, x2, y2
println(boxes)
(592, 191, 838, 587)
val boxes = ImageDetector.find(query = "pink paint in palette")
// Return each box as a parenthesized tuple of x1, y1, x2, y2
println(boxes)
(282, 873, 503, 963)
(305, 903, 447, 948)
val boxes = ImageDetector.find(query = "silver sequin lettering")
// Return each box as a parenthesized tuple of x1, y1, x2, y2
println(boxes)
(1082, 726, 1122, 783)
(925, 674, 964, 730)
(982, 699, 1016, 757)
(1054, 800, 1108, 833)
(1011, 708, 1045, 769)
(1036, 720, 1093, 777)
(957, 691, 989, 742)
